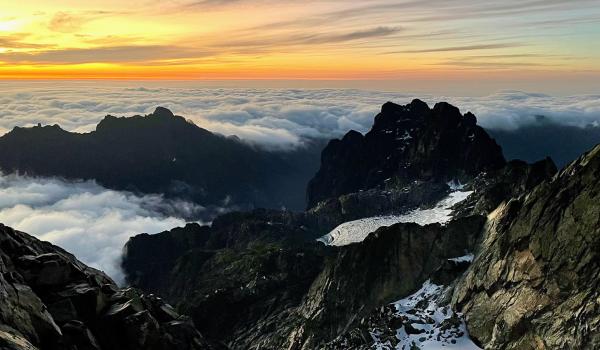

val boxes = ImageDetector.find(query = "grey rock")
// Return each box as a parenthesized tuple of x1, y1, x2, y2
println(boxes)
(453, 144, 600, 349)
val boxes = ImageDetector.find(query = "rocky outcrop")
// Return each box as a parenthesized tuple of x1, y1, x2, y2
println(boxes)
(122, 211, 486, 349)
(453, 144, 600, 349)
(284, 216, 485, 349)
(0, 224, 212, 350)
(124, 219, 327, 349)
(123, 209, 321, 297)
(453, 157, 557, 218)
(0, 107, 324, 213)
(306, 180, 449, 233)
(307, 100, 506, 208)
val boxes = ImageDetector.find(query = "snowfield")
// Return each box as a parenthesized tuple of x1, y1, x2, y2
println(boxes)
(371, 280, 481, 350)
(318, 189, 473, 246)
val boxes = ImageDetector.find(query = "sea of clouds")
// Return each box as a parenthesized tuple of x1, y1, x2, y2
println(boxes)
(2, 82, 599, 150)
(0, 81, 599, 283)
(0, 172, 206, 285)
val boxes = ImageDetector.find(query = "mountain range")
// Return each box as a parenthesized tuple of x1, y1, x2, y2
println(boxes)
(0, 107, 324, 214)
(0, 105, 597, 219)
(0, 100, 599, 349)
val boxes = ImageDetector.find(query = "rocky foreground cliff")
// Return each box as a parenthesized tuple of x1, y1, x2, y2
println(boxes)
(0, 224, 213, 350)
(453, 144, 600, 349)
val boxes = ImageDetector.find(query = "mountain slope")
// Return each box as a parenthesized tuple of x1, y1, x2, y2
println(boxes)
(0, 107, 323, 212)
(453, 144, 600, 349)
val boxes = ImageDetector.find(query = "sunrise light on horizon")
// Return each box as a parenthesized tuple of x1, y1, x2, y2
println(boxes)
(0, 0, 599, 93)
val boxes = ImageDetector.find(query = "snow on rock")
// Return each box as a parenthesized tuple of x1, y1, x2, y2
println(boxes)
(447, 180, 465, 190)
(317, 189, 473, 246)
(448, 254, 474, 263)
(371, 280, 481, 350)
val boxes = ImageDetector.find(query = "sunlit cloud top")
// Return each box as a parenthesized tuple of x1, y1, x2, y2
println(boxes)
(1, 0, 599, 89)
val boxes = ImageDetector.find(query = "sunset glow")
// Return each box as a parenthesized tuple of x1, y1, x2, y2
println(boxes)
(1, 0, 599, 87)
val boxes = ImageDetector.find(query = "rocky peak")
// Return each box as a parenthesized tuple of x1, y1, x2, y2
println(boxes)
(151, 106, 175, 118)
(8, 123, 67, 137)
(96, 107, 190, 133)
(307, 100, 506, 208)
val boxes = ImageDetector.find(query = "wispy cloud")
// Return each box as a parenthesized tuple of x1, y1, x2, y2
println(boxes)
(388, 43, 524, 54)
(185, 0, 242, 8)
(48, 10, 121, 32)
(214, 26, 401, 49)
(0, 45, 214, 64)
(0, 33, 49, 49)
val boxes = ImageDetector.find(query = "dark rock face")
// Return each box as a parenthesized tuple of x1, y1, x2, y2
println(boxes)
(453, 157, 558, 218)
(306, 180, 450, 233)
(453, 144, 600, 349)
(123, 210, 321, 299)
(122, 211, 486, 349)
(285, 216, 486, 349)
(0, 107, 324, 213)
(123, 213, 328, 350)
(0, 224, 212, 350)
(307, 100, 506, 208)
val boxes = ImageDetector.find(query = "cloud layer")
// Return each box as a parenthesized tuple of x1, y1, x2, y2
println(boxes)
(1, 82, 599, 150)
(0, 172, 203, 285)
(0, 83, 598, 285)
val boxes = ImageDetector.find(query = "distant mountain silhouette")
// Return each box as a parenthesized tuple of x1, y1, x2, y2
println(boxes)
(0, 107, 324, 214)
(488, 122, 600, 168)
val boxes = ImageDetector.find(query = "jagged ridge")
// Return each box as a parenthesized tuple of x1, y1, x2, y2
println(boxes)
(306, 99, 506, 208)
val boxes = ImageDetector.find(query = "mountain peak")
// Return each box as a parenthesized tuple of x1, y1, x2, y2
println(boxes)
(409, 98, 430, 113)
(152, 106, 175, 118)
(307, 100, 506, 208)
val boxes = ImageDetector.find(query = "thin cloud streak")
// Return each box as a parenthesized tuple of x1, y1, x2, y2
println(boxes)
(386, 43, 524, 54)
(0, 45, 215, 64)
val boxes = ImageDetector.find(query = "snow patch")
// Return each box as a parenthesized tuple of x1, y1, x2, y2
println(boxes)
(371, 280, 481, 350)
(318, 190, 473, 246)
(447, 180, 465, 190)
(396, 131, 413, 142)
(448, 254, 474, 263)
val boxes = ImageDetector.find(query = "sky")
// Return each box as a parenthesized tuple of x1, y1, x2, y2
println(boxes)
(1, 0, 599, 93)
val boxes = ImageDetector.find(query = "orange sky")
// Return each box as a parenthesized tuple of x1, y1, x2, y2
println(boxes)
(1, 0, 599, 87)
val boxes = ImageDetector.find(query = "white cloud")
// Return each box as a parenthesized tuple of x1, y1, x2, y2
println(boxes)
(1, 82, 599, 151)
(0, 173, 204, 285)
